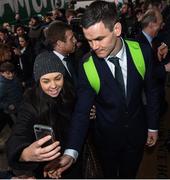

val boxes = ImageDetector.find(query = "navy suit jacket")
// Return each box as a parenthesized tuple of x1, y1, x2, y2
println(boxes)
(136, 32, 167, 81)
(66, 40, 160, 152)
(52, 52, 77, 92)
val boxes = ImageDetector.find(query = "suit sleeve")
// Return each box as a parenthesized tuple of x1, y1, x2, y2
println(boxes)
(143, 45, 160, 130)
(65, 58, 96, 152)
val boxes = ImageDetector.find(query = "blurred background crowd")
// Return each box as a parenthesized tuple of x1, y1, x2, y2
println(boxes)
(0, 0, 170, 178)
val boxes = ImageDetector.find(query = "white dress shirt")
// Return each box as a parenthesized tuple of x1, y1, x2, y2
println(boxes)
(105, 39, 127, 94)
(142, 31, 153, 47)
(53, 50, 71, 75)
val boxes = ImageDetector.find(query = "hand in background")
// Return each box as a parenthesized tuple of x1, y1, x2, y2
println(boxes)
(43, 158, 61, 178)
(13, 47, 21, 56)
(8, 104, 15, 111)
(164, 62, 170, 72)
(157, 43, 168, 61)
(146, 131, 158, 147)
(43, 154, 74, 179)
(20, 135, 61, 162)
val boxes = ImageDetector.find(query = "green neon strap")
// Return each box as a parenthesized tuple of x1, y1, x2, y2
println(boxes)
(83, 40, 146, 94)
(83, 56, 100, 94)
(125, 40, 146, 80)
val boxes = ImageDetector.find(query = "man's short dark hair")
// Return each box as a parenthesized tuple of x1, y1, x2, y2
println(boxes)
(14, 24, 25, 33)
(46, 21, 72, 47)
(81, 0, 118, 31)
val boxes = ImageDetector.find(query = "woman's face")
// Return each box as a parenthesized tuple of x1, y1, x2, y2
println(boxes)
(40, 72, 64, 97)
(19, 37, 27, 48)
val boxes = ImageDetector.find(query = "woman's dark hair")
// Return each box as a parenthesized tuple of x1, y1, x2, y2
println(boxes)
(81, 0, 118, 31)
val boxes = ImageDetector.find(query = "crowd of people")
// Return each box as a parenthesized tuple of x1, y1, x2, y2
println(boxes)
(0, 0, 170, 178)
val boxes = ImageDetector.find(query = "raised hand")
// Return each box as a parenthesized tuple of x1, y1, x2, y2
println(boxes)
(20, 135, 61, 162)
(157, 43, 168, 61)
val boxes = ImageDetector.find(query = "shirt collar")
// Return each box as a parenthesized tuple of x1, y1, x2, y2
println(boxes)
(53, 50, 65, 60)
(142, 31, 153, 46)
(105, 38, 125, 61)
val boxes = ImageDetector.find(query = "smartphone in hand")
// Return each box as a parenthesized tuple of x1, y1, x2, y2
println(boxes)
(34, 124, 55, 147)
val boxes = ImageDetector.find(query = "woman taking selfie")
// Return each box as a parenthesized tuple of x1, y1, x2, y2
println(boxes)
(6, 51, 82, 178)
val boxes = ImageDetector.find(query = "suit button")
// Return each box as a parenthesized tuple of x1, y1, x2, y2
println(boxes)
(125, 111, 128, 114)
(125, 124, 129, 128)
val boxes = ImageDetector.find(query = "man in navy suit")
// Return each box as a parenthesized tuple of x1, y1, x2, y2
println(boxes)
(46, 21, 78, 89)
(46, 1, 160, 178)
(136, 9, 170, 116)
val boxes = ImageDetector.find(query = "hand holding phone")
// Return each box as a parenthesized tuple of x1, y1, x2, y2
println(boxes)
(34, 124, 55, 147)
(20, 125, 60, 162)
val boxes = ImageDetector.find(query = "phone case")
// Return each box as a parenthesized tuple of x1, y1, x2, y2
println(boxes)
(34, 124, 55, 147)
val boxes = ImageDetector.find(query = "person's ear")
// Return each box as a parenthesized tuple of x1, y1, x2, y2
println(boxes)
(113, 22, 122, 36)
(56, 40, 64, 49)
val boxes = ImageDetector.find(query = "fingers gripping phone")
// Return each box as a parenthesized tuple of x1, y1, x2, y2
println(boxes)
(34, 124, 55, 147)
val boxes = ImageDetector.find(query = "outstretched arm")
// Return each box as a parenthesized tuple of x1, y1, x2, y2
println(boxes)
(44, 154, 74, 178)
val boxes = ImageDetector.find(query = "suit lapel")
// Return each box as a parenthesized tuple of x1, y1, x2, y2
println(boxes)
(126, 47, 134, 105)
(126, 43, 144, 105)
(95, 56, 125, 102)
(125, 44, 137, 105)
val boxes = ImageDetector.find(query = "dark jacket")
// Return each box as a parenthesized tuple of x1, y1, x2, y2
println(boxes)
(6, 81, 76, 178)
(66, 39, 160, 152)
(0, 75, 22, 111)
(14, 45, 35, 86)
(136, 32, 167, 81)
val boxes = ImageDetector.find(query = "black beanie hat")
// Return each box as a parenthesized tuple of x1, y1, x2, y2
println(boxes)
(34, 51, 65, 82)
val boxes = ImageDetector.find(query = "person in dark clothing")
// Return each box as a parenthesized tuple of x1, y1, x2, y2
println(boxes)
(46, 21, 78, 89)
(0, 28, 15, 47)
(146, 0, 169, 61)
(136, 9, 170, 116)
(28, 16, 45, 56)
(0, 61, 23, 132)
(6, 51, 82, 179)
(47, 1, 160, 178)
(119, 2, 135, 38)
(13, 34, 35, 89)
(130, 8, 143, 39)
(13, 24, 28, 47)
(46, 21, 90, 91)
